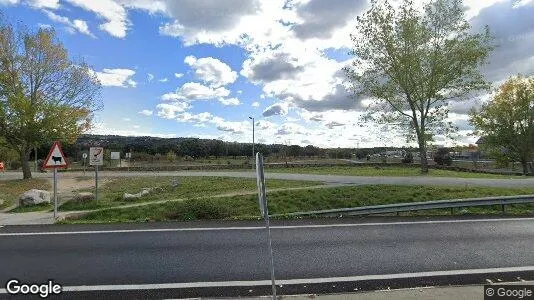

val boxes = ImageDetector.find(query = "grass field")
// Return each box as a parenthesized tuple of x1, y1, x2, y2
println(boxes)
(0, 178, 51, 210)
(59, 176, 322, 211)
(68, 185, 534, 223)
(264, 166, 520, 178)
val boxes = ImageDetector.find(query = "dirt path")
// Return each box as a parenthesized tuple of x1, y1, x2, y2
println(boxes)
(48, 176, 110, 204)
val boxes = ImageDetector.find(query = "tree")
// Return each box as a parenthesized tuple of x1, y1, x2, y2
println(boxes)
(346, 0, 493, 173)
(0, 136, 18, 162)
(470, 76, 534, 175)
(165, 150, 177, 162)
(0, 19, 101, 179)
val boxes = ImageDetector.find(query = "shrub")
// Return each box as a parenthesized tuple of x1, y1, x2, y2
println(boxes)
(9, 161, 22, 170)
(402, 152, 414, 164)
(434, 148, 453, 166)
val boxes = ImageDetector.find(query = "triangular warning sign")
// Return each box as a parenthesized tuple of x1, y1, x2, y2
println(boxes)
(43, 141, 68, 169)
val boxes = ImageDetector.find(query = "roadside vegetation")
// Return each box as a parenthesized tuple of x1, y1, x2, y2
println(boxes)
(58, 176, 322, 211)
(67, 185, 534, 223)
(0, 179, 50, 210)
(264, 166, 519, 179)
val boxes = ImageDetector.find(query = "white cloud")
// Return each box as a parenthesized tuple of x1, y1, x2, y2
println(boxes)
(29, 0, 58, 9)
(184, 55, 237, 87)
(276, 123, 306, 135)
(156, 102, 191, 119)
(147, 73, 154, 82)
(139, 109, 153, 116)
(218, 97, 241, 106)
(252, 101, 260, 108)
(89, 122, 178, 138)
(161, 82, 230, 101)
(211, 118, 249, 134)
(463, 0, 507, 19)
(513, 0, 534, 7)
(159, 77, 169, 83)
(65, 0, 129, 38)
(43, 10, 95, 37)
(123, 117, 131, 122)
(92, 68, 137, 88)
(263, 102, 289, 117)
(174, 73, 184, 78)
(0, 0, 19, 5)
(176, 111, 214, 123)
(116, 0, 166, 13)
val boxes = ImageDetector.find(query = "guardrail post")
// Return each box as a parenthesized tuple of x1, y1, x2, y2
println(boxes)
(501, 204, 506, 214)
(450, 207, 454, 215)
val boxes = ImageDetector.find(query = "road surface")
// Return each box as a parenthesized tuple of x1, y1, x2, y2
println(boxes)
(1, 170, 534, 187)
(0, 217, 533, 298)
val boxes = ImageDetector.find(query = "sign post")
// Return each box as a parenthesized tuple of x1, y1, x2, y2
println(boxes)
(126, 151, 132, 171)
(43, 141, 68, 219)
(255, 152, 276, 299)
(89, 147, 104, 202)
(82, 153, 87, 175)
(111, 152, 120, 167)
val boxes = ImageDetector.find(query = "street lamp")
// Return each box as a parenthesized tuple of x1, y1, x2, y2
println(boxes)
(249, 116, 255, 161)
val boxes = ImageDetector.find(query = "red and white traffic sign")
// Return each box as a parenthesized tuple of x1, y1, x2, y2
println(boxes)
(43, 141, 68, 169)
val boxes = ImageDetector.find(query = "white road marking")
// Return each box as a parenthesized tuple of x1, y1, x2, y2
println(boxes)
(1, 266, 533, 293)
(0, 217, 533, 236)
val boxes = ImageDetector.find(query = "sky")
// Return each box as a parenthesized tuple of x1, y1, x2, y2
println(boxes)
(2, 0, 534, 148)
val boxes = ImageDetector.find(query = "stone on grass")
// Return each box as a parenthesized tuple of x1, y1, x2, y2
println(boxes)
(19, 189, 51, 206)
(123, 188, 153, 200)
(74, 192, 95, 202)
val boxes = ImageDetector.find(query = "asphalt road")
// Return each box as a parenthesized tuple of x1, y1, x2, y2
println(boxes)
(0, 218, 533, 298)
(2, 170, 534, 187)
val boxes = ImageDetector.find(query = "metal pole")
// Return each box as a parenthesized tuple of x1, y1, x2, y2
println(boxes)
(34, 147, 37, 172)
(256, 153, 276, 299)
(264, 197, 276, 300)
(95, 165, 99, 203)
(252, 119, 255, 159)
(53, 168, 58, 219)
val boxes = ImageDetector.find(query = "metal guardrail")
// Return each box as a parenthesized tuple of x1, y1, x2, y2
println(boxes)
(271, 195, 534, 217)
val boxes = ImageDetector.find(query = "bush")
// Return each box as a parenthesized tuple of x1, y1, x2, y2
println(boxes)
(166, 199, 232, 220)
(8, 161, 22, 170)
(402, 152, 414, 164)
(434, 148, 453, 166)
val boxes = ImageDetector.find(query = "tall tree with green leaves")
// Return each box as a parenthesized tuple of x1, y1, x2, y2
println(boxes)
(470, 75, 534, 175)
(0, 18, 101, 179)
(346, 0, 494, 173)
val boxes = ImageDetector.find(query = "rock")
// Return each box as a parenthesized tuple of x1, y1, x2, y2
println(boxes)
(170, 180, 179, 189)
(19, 189, 51, 206)
(123, 188, 152, 200)
(0, 199, 4, 206)
(74, 192, 95, 202)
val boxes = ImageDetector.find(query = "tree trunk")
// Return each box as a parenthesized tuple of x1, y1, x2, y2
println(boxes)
(520, 159, 528, 175)
(21, 148, 32, 179)
(417, 136, 429, 174)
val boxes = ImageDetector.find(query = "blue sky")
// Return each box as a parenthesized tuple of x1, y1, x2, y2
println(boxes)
(2, 0, 534, 147)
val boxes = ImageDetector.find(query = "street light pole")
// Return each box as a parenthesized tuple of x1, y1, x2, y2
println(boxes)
(249, 116, 255, 159)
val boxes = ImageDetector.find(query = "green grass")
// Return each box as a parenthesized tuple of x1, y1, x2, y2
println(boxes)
(9, 203, 53, 213)
(0, 178, 51, 210)
(59, 176, 322, 211)
(264, 166, 520, 179)
(68, 185, 534, 223)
